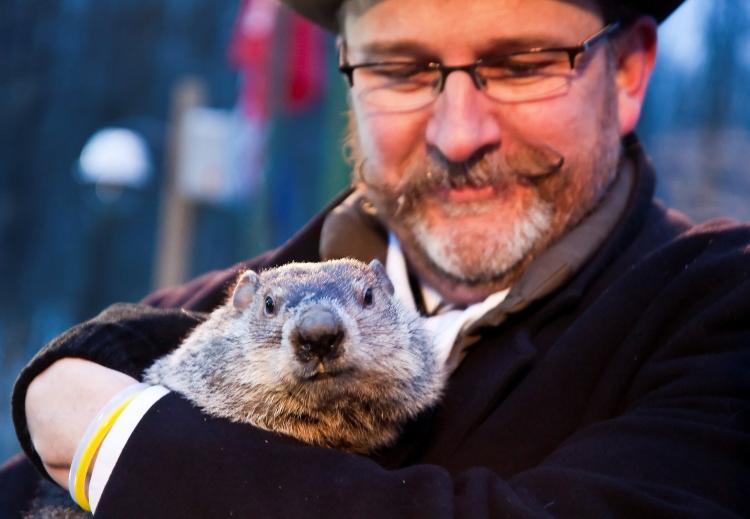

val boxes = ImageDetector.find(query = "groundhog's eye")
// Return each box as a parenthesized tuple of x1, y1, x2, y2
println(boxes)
(264, 296, 275, 315)
(363, 287, 374, 307)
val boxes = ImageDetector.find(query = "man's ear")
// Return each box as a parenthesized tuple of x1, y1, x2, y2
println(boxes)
(615, 17, 658, 136)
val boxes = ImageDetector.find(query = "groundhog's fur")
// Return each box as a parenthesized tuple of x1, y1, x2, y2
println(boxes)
(27, 258, 444, 518)
(145, 258, 444, 453)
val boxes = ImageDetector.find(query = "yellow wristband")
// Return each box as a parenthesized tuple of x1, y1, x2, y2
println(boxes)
(68, 383, 148, 512)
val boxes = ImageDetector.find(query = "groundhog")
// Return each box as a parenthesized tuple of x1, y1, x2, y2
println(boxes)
(144, 257, 444, 452)
(27, 258, 444, 517)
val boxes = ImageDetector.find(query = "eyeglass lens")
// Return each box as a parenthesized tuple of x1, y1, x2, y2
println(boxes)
(351, 50, 576, 111)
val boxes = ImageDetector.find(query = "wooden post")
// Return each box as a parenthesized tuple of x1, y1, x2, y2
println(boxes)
(153, 78, 206, 289)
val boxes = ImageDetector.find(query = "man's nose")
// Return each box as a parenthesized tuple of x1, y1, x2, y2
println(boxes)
(425, 71, 502, 164)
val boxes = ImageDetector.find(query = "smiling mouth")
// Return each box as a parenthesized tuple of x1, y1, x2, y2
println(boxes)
(441, 185, 498, 203)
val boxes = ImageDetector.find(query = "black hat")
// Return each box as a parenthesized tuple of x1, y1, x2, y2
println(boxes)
(621, 1, 686, 24)
(282, 0, 685, 33)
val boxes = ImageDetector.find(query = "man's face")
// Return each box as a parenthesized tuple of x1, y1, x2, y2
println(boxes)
(343, 0, 635, 304)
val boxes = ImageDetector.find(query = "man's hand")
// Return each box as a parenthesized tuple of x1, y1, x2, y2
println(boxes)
(25, 358, 138, 486)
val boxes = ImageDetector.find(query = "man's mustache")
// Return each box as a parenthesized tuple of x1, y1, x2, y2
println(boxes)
(359, 139, 565, 212)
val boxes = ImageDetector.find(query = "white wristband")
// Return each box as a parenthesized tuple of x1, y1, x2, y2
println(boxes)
(88, 384, 171, 512)
(68, 382, 150, 509)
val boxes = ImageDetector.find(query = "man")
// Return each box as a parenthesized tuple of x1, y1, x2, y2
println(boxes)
(4, 0, 750, 516)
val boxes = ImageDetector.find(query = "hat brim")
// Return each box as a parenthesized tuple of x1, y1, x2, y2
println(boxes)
(283, 0, 685, 33)
(628, 0, 685, 25)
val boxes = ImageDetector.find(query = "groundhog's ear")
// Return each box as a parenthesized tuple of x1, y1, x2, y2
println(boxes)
(232, 270, 260, 310)
(368, 259, 394, 295)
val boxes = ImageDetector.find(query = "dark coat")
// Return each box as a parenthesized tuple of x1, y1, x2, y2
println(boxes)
(7, 136, 750, 518)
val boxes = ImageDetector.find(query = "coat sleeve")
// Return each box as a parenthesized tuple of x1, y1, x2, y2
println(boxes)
(92, 227, 750, 518)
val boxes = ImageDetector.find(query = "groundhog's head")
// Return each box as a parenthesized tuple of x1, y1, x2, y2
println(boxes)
(235, 258, 391, 362)
(230, 259, 420, 385)
(148, 259, 444, 452)
(221, 258, 441, 450)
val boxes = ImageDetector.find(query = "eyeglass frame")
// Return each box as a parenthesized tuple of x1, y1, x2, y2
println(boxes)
(338, 22, 621, 98)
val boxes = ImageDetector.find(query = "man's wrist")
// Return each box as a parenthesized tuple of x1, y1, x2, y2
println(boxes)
(24, 358, 139, 484)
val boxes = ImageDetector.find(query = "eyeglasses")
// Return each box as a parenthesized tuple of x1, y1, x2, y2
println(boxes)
(339, 22, 620, 112)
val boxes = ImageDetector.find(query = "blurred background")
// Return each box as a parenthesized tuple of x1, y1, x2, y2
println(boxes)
(1, 0, 748, 461)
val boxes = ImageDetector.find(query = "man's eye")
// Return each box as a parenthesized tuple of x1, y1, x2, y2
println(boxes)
(481, 53, 567, 79)
(506, 60, 551, 75)
(484, 61, 546, 78)
(369, 63, 429, 80)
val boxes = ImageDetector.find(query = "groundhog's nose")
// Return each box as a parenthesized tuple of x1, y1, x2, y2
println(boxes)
(293, 308, 344, 363)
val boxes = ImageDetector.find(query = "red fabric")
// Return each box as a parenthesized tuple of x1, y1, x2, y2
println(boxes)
(228, 0, 326, 117)
(228, 0, 280, 119)
(283, 13, 326, 113)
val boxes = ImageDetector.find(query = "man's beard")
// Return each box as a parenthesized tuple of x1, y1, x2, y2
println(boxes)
(347, 86, 622, 289)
